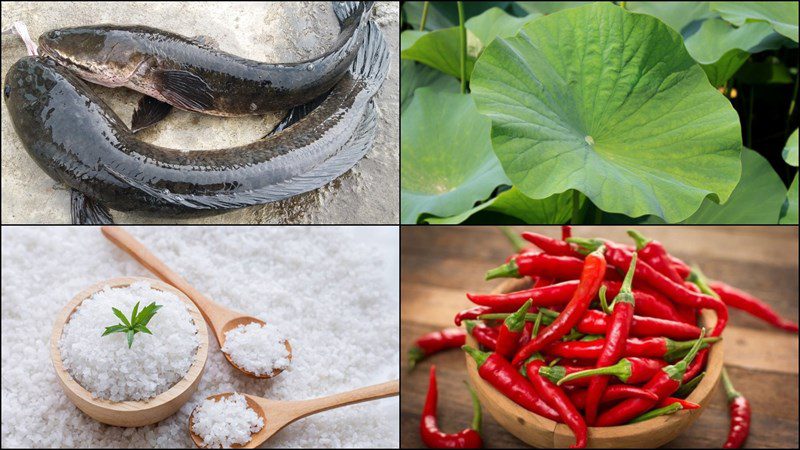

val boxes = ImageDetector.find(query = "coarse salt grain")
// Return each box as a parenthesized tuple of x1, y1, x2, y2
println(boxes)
(222, 322, 290, 376)
(191, 393, 264, 448)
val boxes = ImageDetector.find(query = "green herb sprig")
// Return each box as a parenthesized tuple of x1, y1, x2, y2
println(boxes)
(102, 301, 162, 348)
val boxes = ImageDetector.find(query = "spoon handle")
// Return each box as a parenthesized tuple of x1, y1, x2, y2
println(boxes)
(100, 226, 223, 327)
(289, 380, 399, 419)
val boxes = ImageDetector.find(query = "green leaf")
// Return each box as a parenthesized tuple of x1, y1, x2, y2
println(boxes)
(423, 187, 578, 224)
(101, 324, 128, 336)
(135, 302, 162, 327)
(711, 2, 799, 43)
(401, 60, 460, 114)
(674, 148, 787, 224)
(465, 7, 539, 50)
(401, 89, 510, 224)
(130, 301, 140, 325)
(626, 4, 788, 86)
(516, 2, 592, 16)
(134, 324, 153, 335)
(112, 307, 131, 327)
(783, 129, 798, 167)
(400, 28, 478, 80)
(625, 2, 716, 34)
(471, 2, 742, 223)
(779, 174, 798, 224)
(126, 330, 135, 348)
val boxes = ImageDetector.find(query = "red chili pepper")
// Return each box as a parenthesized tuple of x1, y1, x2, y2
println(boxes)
(522, 231, 580, 257)
(627, 229, 684, 283)
(545, 336, 718, 361)
(464, 320, 499, 351)
(462, 346, 560, 421)
(570, 239, 728, 337)
(710, 281, 798, 333)
(466, 280, 580, 310)
(525, 358, 586, 448)
(485, 253, 587, 281)
(554, 356, 668, 385)
(517, 321, 534, 348)
(561, 225, 572, 240)
(594, 329, 708, 426)
(537, 364, 596, 386)
(496, 300, 533, 359)
(454, 306, 494, 326)
(569, 384, 659, 409)
(721, 368, 750, 448)
(682, 348, 708, 383)
(584, 254, 638, 425)
(575, 309, 701, 340)
(603, 281, 683, 323)
(420, 365, 483, 449)
(512, 247, 607, 365)
(656, 397, 700, 410)
(532, 276, 554, 288)
(409, 328, 466, 370)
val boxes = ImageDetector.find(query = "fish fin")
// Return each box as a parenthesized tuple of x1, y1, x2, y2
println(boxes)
(264, 90, 329, 138)
(102, 101, 378, 211)
(131, 96, 173, 132)
(71, 190, 114, 224)
(151, 69, 215, 111)
(349, 21, 390, 96)
(332, 2, 373, 28)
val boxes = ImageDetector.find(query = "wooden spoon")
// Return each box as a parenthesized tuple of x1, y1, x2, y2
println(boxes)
(188, 380, 399, 448)
(101, 226, 291, 378)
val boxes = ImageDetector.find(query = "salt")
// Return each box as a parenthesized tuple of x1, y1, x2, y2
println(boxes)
(221, 323, 290, 376)
(58, 281, 199, 401)
(191, 393, 264, 448)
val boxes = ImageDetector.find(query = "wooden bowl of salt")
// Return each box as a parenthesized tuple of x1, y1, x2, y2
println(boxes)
(50, 276, 209, 427)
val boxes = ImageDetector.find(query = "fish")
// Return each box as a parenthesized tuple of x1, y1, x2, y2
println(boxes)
(4, 21, 389, 222)
(37, 1, 373, 119)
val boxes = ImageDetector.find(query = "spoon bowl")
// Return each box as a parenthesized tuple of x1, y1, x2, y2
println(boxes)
(220, 317, 293, 378)
(188, 380, 399, 448)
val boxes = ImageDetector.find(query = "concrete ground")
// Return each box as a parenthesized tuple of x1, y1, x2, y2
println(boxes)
(0, 1, 398, 224)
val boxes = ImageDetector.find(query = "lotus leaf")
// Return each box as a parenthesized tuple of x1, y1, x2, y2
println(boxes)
(471, 2, 742, 222)
(465, 7, 540, 50)
(424, 187, 577, 224)
(401, 89, 510, 224)
(401, 28, 478, 80)
(779, 174, 798, 224)
(711, 2, 799, 42)
(401, 60, 459, 113)
(783, 129, 798, 167)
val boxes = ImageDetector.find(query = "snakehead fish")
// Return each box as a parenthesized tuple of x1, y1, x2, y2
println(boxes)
(4, 22, 389, 219)
(37, 1, 373, 117)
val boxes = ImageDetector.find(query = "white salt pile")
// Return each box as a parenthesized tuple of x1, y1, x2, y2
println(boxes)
(222, 322, 290, 376)
(59, 281, 199, 401)
(192, 393, 264, 448)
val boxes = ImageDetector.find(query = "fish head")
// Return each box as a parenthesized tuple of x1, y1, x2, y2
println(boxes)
(38, 26, 148, 88)
(4, 57, 66, 109)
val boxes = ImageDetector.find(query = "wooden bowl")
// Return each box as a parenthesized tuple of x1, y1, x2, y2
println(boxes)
(463, 277, 724, 447)
(50, 276, 209, 427)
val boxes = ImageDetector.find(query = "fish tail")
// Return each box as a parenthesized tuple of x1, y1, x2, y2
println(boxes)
(350, 21, 389, 96)
(71, 190, 114, 224)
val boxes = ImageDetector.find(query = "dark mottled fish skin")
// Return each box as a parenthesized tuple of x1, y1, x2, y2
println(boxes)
(37, 1, 373, 116)
(4, 22, 388, 215)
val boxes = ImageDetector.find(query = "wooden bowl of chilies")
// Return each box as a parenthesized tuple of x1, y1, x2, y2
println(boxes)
(462, 276, 724, 448)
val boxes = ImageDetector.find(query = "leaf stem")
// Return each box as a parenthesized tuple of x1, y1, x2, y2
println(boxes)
(419, 1, 429, 31)
(457, 1, 467, 94)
